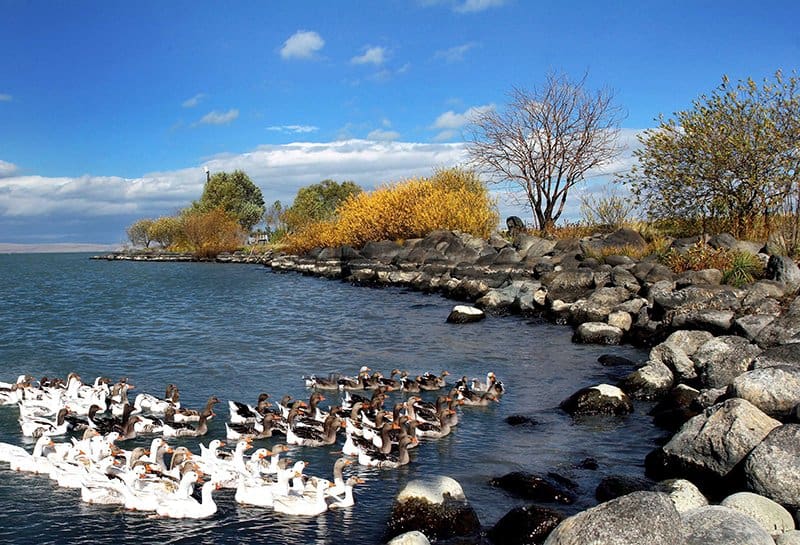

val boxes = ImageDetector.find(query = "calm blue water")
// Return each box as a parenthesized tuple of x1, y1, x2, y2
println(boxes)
(0, 253, 661, 544)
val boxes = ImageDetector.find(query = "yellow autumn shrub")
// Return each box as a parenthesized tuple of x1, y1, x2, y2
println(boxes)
(284, 168, 498, 253)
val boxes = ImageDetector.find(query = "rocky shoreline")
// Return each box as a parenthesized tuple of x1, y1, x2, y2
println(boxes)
(95, 229, 800, 544)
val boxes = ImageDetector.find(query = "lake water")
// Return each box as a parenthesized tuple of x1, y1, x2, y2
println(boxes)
(0, 253, 661, 544)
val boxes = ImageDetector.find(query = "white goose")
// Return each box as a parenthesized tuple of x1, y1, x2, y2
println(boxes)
(234, 467, 292, 508)
(272, 477, 332, 517)
(156, 480, 218, 519)
(7, 435, 55, 474)
(326, 476, 364, 508)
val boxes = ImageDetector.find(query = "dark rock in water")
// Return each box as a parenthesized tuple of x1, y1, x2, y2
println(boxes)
(488, 504, 565, 545)
(595, 475, 652, 502)
(682, 505, 774, 545)
(505, 415, 539, 427)
(446, 305, 485, 324)
(386, 477, 481, 542)
(560, 384, 634, 416)
(598, 354, 637, 367)
(542, 491, 684, 545)
(489, 471, 577, 504)
(575, 457, 599, 470)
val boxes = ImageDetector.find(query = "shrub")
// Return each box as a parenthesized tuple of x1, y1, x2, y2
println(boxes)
(181, 207, 246, 258)
(579, 186, 637, 230)
(284, 168, 498, 253)
(722, 252, 764, 287)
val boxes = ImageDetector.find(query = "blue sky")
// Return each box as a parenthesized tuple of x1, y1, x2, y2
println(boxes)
(0, 0, 798, 246)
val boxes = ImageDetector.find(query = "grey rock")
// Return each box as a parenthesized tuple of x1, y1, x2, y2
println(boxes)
(777, 530, 800, 545)
(361, 240, 405, 262)
(544, 270, 595, 302)
(611, 266, 641, 293)
(692, 335, 761, 389)
(477, 285, 519, 311)
(752, 343, 800, 369)
(695, 387, 728, 409)
(734, 315, 777, 342)
(670, 309, 735, 333)
(734, 240, 765, 256)
(446, 305, 485, 324)
(595, 475, 651, 502)
(652, 478, 708, 512)
(729, 366, 800, 417)
(633, 262, 675, 284)
(649, 384, 702, 431)
(604, 254, 636, 267)
(488, 233, 510, 251)
(720, 491, 795, 536)
(573, 322, 624, 345)
(614, 297, 649, 315)
(542, 491, 684, 545)
(654, 285, 741, 313)
(660, 398, 781, 479)
(489, 472, 576, 504)
(744, 424, 800, 509)
(569, 287, 631, 323)
(755, 296, 800, 347)
(707, 233, 738, 250)
(560, 384, 633, 416)
(386, 531, 431, 545)
(650, 342, 698, 382)
(608, 311, 633, 332)
(682, 505, 774, 545)
(766, 255, 800, 290)
(515, 234, 556, 259)
(494, 247, 523, 265)
(603, 228, 648, 248)
(676, 268, 723, 287)
(619, 359, 674, 400)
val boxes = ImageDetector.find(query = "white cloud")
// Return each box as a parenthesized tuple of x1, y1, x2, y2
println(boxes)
(351, 46, 387, 66)
(0, 140, 470, 224)
(267, 125, 319, 134)
(280, 30, 325, 60)
(196, 109, 239, 126)
(0, 94, 11, 102)
(431, 104, 494, 140)
(0, 160, 19, 177)
(182, 93, 206, 108)
(454, 0, 506, 12)
(367, 129, 401, 141)
(434, 42, 477, 63)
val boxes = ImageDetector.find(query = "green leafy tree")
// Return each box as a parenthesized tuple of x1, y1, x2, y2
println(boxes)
(621, 71, 800, 237)
(468, 72, 624, 233)
(147, 216, 183, 249)
(283, 179, 362, 233)
(194, 170, 266, 232)
(264, 200, 288, 242)
(126, 218, 155, 248)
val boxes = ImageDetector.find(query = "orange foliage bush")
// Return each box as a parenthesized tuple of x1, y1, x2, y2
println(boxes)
(181, 207, 246, 258)
(284, 168, 498, 253)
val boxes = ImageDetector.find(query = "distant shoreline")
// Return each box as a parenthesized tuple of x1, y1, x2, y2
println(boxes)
(0, 243, 120, 254)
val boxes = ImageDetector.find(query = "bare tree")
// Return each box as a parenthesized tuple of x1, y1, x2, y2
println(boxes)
(468, 72, 624, 232)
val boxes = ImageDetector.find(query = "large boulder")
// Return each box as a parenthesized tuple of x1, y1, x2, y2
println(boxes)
(595, 475, 651, 502)
(691, 335, 762, 389)
(488, 504, 565, 545)
(560, 384, 634, 416)
(744, 424, 800, 509)
(654, 398, 781, 482)
(569, 287, 631, 323)
(542, 491, 684, 545)
(515, 234, 557, 259)
(756, 296, 800, 347)
(729, 366, 800, 417)
(765, 255, 800, 291)
(572, 322, 624, 345)
(489, 472, 576, 504)
(544, 270, 595, 303)
(386, 532, 430, 545)
(649, 384, 702, 431)
(720, 491, 795, 537)
(611, 266, 641, 294)
(752, 343, 800, 369)
(386, 477, 480, 542)
(619, 359, 674, 400)
(682, 505, 774, 545)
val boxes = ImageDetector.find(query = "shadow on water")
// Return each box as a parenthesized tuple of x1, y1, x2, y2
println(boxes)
(0, 254, 659, 544)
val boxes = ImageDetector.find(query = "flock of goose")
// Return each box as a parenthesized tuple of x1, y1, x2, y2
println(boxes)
(0, 367, 504, 521)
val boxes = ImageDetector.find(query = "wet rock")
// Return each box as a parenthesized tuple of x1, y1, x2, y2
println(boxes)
(691, 335, 761, 389)
(597, 354, 637, 367)
(446, 305, 485, 324)
(744, 424, 800, 509)
(652, 478, 708, 512)
(575, 458, 598, 470)
(489, 472, 576, 504)
(649, 384, 701, 432)
(386, 531, 430, 545)
(572, 322, 623, 345)
(682, 505, 774, 545)
(595, 475, 652, 502)
(656, 398, 781, 482)
(766, 255, 800, 290)
(387, 477, 480, 542)
(542, 491, 683, 545)
(619, 359, 674, 400)
(720, 491, 795, 536)
(560, 384, 633, 416)
(729, 366, 800, 417)
(487, 505, 565, 545)
(504, 415, 539, 427)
